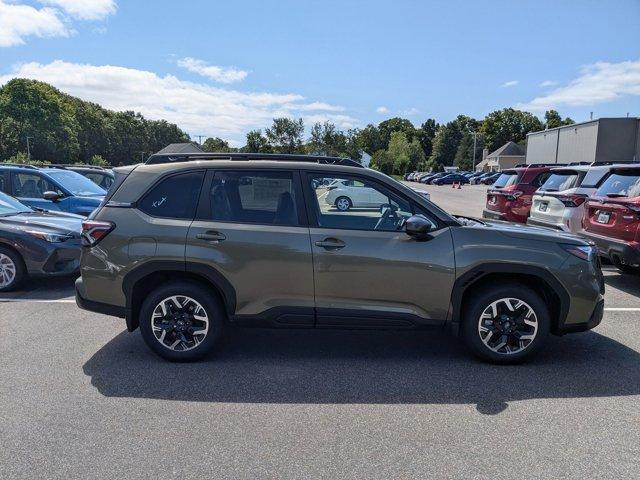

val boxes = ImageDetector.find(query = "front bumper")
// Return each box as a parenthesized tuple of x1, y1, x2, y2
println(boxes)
(581, 231, 640, 266)
(557, 299, 604, 334)
(24, 238, 81, 277)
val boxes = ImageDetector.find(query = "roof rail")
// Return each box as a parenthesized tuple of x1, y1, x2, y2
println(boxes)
(144, 152, 364, 168)
(0, 163, 38, 169)
(567, 162, 591, 166)
(591, 160, 640, 166)
(43, 164, 106, 170)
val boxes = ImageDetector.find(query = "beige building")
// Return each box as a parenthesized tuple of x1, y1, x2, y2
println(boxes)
(475, 141, 526, 172)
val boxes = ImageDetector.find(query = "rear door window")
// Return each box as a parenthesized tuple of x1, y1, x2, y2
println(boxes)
(207, 170, 300, 226)
(539, 172, 578, 192)
(595, 172, 640, 198)
(138, 171, 204, 219)
(492, 172, 520, 188)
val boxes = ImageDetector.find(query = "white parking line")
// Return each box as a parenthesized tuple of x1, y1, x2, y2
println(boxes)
(0, 299, 639, 311)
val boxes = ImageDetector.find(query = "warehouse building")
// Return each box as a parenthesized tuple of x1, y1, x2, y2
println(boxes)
(525, 117, 640, 164)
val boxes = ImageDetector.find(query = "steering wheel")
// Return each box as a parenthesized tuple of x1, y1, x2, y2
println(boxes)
(374, 204, 400, 231)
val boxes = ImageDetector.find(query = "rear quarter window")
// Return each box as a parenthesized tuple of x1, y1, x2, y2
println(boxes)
(138, 171, 204, 219)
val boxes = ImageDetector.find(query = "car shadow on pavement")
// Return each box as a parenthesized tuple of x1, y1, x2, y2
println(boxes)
(603, 270, 640, 298)
(83, 327, 640, 415)
(0, 274, 77, 301)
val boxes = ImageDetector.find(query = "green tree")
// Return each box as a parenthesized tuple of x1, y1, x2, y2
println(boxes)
(243, 130, 271, 153)
(88, 154, 108, 167)
(378, 117, 416, 149)
(428, 116, 477, 169)
(265, 117, 305, 153)
(356, 124, 384, 155)
(370, 149, 394, 175)
(387, 131, 411, 174)
(480, 108, 544, 152)
(454, 131, 482, 170)
(416, 119, 438, 159)
(544, 109, 575, 129)
(202, 137, 232, 152)
(309, 121, 348, 157)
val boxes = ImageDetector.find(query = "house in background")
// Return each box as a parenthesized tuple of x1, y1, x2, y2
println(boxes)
(475, 141, 526, 172)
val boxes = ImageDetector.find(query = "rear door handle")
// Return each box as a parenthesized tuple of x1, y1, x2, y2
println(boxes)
(196, 231, 226, 243)
(315, 238, 345, 250)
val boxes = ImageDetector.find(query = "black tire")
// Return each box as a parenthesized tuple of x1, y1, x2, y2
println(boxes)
(611, 256, 640, 275)
(0, 246, 26, 292)
(138, 281, 225, 362)
(335, 196, 352, 211)
(461, 283, 550, 364)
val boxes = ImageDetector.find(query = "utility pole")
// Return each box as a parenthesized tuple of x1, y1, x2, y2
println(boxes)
(26, 136, 32, 160)
(472, 131, 477, 171)
(195, 135, 205, 145)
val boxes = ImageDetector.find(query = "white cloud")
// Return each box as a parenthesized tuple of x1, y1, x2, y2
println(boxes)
(518, 60, 640, 111)
(0, 0, 116, 47)
(376, 106, 389, 114)
(38, 0, 116, 20)
(0, 1, 68, 47)
(539, 80, 557, 87)
(0, 60, 358, 144)
(177, 57, 248, 84)
(501, 80, 519, 88)
(401, 107, 419, 116)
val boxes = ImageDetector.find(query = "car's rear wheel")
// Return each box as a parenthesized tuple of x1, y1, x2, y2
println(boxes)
(611, 256, 640, 275)
(0, 247, 25, 292)
(139, 282, 224, 361)
(335, 196, 352, 211)
(462, 284, 550, 364)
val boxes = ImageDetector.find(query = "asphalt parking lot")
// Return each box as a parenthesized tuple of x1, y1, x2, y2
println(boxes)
(1, 184, 639, 479)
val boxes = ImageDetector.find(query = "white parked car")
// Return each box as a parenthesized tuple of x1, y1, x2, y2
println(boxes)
(324, 179, 389, 211)
(526, 165, 611, 233)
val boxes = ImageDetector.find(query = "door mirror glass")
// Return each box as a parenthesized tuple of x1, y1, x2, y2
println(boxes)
(43, 190, 62, 202)
(405, 214, 436, 240)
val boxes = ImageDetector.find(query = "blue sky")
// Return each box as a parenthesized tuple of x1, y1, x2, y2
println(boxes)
(1, 0, 639, 144)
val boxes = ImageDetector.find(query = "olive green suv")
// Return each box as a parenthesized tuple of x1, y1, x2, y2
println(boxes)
(75, 153, 605, 363)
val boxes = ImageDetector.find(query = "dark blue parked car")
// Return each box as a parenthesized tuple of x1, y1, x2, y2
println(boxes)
(0, 165, 105, 216)
(432, 173, 470, 185)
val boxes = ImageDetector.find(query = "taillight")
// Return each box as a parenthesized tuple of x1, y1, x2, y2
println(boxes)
(504, 191, 523, 201)
(81, 220, 114, 246)
(558, 194, 587, 207)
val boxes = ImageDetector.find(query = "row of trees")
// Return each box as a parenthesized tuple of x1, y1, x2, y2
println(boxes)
(0, 79, 189, 165)
(0, 78, 574, 174)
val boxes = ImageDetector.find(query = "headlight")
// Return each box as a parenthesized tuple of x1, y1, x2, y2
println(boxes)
(24, 230, 72, 243)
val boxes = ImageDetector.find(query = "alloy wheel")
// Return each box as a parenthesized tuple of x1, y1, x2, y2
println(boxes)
(477, 297, 538, 355)
(0, 253, 17, 288)
(151, 295, 209, 351)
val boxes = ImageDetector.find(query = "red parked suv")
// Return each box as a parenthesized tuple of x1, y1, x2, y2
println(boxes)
(482, 164, 558, 224)
(582, 164, 640, 274)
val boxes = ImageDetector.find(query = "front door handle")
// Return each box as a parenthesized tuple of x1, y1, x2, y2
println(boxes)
(315, 238, 345, 250)
(196, 231, 226, 243)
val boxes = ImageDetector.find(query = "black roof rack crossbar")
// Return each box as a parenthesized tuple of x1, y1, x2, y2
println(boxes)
(145, 152, 364, 168)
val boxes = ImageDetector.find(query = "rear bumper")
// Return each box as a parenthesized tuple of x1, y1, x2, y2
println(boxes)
(482, 208, 506, 221)
(526, 217, 566, 231)
(581, 231, 640, 266)
(75, 277, 126, 318)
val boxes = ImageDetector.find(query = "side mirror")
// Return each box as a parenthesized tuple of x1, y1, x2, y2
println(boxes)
(405, 214, 436, 240)
(43, 191, 62, 202)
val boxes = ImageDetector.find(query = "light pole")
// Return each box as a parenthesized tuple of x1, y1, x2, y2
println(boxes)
(468, 130, 478, 171)
(26, 136, 33, 160)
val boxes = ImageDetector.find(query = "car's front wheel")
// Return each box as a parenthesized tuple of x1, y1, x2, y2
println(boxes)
(462, 284, 550, 364)
(139, 282, 224, 361)
(335, 196, 352, 211)
(0, 246, 25, 292)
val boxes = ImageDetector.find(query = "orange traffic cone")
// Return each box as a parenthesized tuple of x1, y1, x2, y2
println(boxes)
(452, 182, 456, 189)
(457, 182, 462, 189)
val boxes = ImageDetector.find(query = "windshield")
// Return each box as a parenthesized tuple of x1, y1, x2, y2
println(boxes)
(0, 191, 31, 216)
(492, 172, 520, 188)
(46, 170, 106, 196)
(539, 173, 578, 192)
(595, 172, 640, 198)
